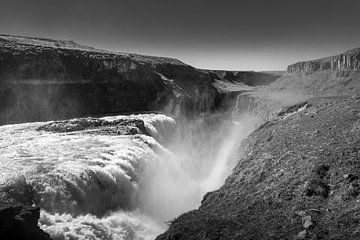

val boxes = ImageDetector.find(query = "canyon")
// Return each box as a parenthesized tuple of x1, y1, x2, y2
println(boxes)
(0, 35, 280, 125)
(157, 48, 360, 239)
(0, 35, 360, 240)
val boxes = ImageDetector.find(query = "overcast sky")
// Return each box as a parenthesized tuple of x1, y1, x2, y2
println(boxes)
(0, 0, 359, 70)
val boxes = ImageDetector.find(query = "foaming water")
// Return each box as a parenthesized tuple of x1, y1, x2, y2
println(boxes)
(0, 111, 260, 239)
(137, 111, 261, 222)
(40, 210, 163, 240)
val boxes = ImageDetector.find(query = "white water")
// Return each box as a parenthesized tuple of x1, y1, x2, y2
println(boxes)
(0, 110, 259, 240)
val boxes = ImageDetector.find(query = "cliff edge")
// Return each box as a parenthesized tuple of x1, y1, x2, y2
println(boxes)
(287, 48, 360, 73)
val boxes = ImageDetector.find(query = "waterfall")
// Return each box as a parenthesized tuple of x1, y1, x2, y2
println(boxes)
(0, 106, 261, 240)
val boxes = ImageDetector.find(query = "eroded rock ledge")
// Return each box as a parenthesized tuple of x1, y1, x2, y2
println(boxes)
(157, 95, 360, 240)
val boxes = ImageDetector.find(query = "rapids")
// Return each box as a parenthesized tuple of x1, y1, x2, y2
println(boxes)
(0, 110, 260, 240)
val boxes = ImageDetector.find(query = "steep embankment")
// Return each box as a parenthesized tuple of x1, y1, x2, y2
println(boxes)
(0, 35, 219, 124)
(158, 95, 360, 240)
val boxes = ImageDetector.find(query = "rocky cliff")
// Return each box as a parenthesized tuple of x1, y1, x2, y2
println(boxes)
(0, 35, 220, 124)
(287, 48, 360, 73)
(0, 35, 285, 125)
(206, 70, 283, 86)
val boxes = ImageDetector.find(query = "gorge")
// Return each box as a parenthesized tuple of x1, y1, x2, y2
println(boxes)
(0, 35, 359, 240)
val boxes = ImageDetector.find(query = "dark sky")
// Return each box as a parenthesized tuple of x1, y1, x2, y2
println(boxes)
(0, 0, 359, 70)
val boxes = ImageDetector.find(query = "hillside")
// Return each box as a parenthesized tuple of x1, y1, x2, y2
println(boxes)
(158, 94, 360, 240)
(0, 34, 285, 125)
(0, 35, 220, 124)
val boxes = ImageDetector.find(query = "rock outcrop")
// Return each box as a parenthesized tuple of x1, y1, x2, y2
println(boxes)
(0, 204, 51, 240)
(157, 95, 360, 240)
(37, 117, 148, 135)
(288, 47, 360, 73)
(0, 35, 220, 125)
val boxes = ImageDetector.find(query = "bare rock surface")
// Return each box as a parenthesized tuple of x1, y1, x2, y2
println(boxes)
(0, 204, 51, 240)
(157, 95, 360, 240)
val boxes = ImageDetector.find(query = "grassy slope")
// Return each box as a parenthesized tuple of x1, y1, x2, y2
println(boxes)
(269, 71, 360, 97)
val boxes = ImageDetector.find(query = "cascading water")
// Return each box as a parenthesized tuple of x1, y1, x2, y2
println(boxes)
(0, 97, 261, 240)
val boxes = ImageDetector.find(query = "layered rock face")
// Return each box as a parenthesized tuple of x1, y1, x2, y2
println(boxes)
(207, 70, 283, 86)
(271, 47, 360, 96)
(0, 35, 220, 124)
(0, 204, 51, 240)
(288, 48, 360, 73)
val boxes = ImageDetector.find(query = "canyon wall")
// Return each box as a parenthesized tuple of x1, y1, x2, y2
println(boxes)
(0, 35, 285, 125)
(157, 95, 360, 240)
(206, 70, 282, 86)
(0, 35, 220, 124)
(270, 47, 360, 96)
(157, 47, 360, 240)
(287, 47, 360, 73)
